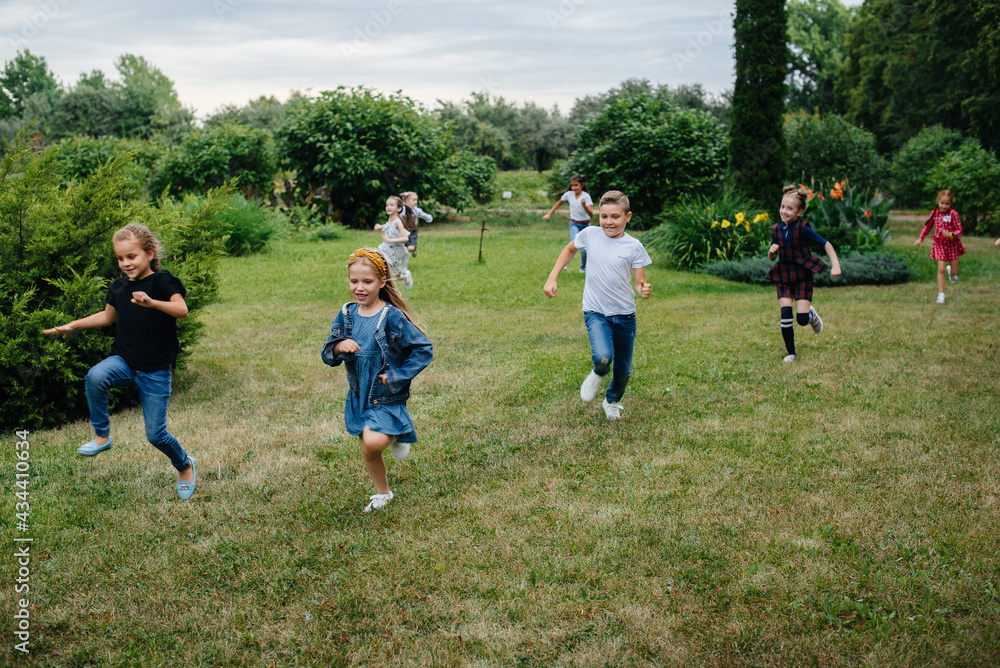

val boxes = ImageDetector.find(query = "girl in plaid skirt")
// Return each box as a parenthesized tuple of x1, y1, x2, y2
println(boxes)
(766, 185, 842, 363)
(915, 190, 965, 304)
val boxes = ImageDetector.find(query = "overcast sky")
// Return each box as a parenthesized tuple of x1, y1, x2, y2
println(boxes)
(2, 0, 864, 120)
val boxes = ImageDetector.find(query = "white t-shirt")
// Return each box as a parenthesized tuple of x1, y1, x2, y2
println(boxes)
(561, 190, 594, 222)
(574, 226, 652, 316)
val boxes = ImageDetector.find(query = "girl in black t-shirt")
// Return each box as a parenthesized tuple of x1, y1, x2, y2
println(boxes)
(44, 224, 197, 500)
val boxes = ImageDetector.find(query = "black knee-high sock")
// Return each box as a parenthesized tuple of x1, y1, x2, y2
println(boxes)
(780, 306, 795, 355)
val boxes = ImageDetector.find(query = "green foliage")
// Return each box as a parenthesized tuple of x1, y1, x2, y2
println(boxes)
(925, 141, 1000, 235)
(204, 94, 299, 132)
(642, 190, 772, 269)
(150, 122, 277, 199)
(565, 91, 727, 226)
(433, 150, 497, 211)
(52, 135, 148, 194)
(167, 192, 286, 257)
(0, 49, 60, 121)
(114, 54, 194, 142)
(890, 126, 965, 207)
(0, 130, 224, 431)
(730, 0, 788, 202)
(277, 87, 450, 228)
(486, 170, 554, 209)
(306, 222, 348, 242)
(785, 112, 883, 189)
(803, 180, 893, 252)
(704, 251, 911, 285)
(786, 0, 856, 114)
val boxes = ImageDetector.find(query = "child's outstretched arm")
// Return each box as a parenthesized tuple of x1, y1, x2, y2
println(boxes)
(543, 241, 578, 297)
(43, 305, 117, 338)
(825, 242, 842, 278)
(131, 292, 188, 318)
(914, 212, 935, 246)
(633, 267, 652, 299)
(542, 199, 564, 221)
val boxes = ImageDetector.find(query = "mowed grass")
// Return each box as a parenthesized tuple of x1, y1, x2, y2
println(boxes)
(4, 214, 1000, 666)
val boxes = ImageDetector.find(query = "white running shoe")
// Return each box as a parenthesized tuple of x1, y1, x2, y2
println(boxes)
(390, 441, 410, 461)
(404, 271, 413, 290)
(783, 354, 797, 363)
(809, 306, 823, 334)
(946, 265, 957, 284)
(602, 399, 623, 420)
(936, 292, 946, 304)
(363, 491, 393, 513)
(580, 370, 602, 402)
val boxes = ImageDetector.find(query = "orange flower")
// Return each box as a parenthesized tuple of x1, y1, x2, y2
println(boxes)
(830, 188, 843, 200)
(864, 208, 872, 218)
(817, 193, 825, 200)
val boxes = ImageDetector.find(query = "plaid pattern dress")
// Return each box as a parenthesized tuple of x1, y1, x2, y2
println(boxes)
(767, 219, 828, 284)
(918, 208, 966, 262)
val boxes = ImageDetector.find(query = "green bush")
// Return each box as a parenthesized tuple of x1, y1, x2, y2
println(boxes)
(307, 222, 348, 242)
(890, 125, 964, 207)
(52, 135, 148, 194)
(803, 179, 893, 252)
(433, 151, 497, 212)
(150, 122, 278, 199)
(168, 192, 287, 257)
(486, 170, 554, 209)
(641, 190, 772, 269)
(564, 91, 727, 227)
(0, 130, 227, 431)
(704, 252, 911, 285)
(784, 112, 884, 190)
(925, 140, 1000, 235)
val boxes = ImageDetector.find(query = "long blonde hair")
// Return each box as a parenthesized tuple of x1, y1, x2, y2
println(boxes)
(113, 223, 165, 271)
(347, 248, 424, 332)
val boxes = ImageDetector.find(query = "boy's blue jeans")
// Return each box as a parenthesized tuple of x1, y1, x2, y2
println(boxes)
(583, 311, 636, 403)
(85, 355, 190, 471)
(569, 221, 589, 270)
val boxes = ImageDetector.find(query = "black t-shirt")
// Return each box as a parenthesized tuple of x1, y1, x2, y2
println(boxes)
(105, 270, 186, 371)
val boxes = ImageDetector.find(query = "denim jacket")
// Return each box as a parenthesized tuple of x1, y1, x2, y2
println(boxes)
(321, 302, 433, 406)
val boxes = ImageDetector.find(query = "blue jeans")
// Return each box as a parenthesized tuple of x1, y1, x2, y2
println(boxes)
(85, 356, 189, 471)
(583, 311, 636, 403)
(569, 221, 589, 270)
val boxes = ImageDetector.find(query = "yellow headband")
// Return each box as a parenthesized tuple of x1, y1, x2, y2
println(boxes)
(348, 248, 388, 278)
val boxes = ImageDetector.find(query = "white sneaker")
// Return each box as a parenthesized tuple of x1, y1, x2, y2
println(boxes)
(936, 292, 945, 304)
(783, 354, 797, 363)
(580, 370, 602, 402)
(602, 399, 623, 420)
(809, 306, 823, 334)
(404, 271, 413, 290)
(946, 265, 957, 284)
(390, 441, 410, 461)
(363, 491, 393, 513)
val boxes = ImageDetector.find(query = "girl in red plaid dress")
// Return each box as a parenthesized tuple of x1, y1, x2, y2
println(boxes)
(915, 190, 965, 304)
(766, 185, 842, 363)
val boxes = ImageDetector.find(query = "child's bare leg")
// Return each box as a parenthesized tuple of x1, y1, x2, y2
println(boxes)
(361, 427, 392, 494)
(950, 258, 959, 276)
(796, 299, 811, 318)
(937, 261, 947, 292)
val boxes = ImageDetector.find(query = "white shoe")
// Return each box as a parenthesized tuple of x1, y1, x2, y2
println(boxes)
(783, 354, 797, 363)
(809, 306, 823, 334)
(936, 292, 945, 304)
(946, 265, 957, 284)
(363, 491, 393, 513)
(602, 399, 623, 420)
(390, 441, 410, 461)
(404, 271, 413, 290)
(580, 370, 602, 402)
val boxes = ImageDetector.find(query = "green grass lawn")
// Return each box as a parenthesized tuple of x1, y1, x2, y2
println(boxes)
(5, 214, 1000, 666)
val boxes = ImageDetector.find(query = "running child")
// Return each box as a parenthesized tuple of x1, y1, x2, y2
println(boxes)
(915, 189, 965, 304)
(766, 185, 842, 363)
(543, 190, 651, 420)
(321, 248, 433, 512)
(377, 195, 415, 290)
(543, 174, 594, 273)
(43, 223, 197, 499)
(401, 191, 433, 257)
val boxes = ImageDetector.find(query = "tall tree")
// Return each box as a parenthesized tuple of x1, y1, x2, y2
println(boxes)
(0, 50, 60, 121)
(113, 54, 193, 140)
(730, 0, 788, 202)
(786, 0, 856, 114)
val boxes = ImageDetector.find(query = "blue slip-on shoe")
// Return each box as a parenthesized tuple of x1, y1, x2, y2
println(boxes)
(77, 437, 113, 456)
(177, 457, 196, 500)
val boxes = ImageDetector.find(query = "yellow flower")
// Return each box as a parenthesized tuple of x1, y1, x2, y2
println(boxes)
(721, 219, 732, 228)
(745, 223, 751, 232)
(711, 221, 719, 228)
(753, 212, 769, 223)
(736, 212, 746, 225)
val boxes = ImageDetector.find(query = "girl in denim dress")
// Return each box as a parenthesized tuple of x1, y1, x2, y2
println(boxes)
(321, 248, 433, 512)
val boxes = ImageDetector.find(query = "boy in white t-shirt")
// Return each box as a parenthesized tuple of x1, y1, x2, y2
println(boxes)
(543, 191, 652, 420)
